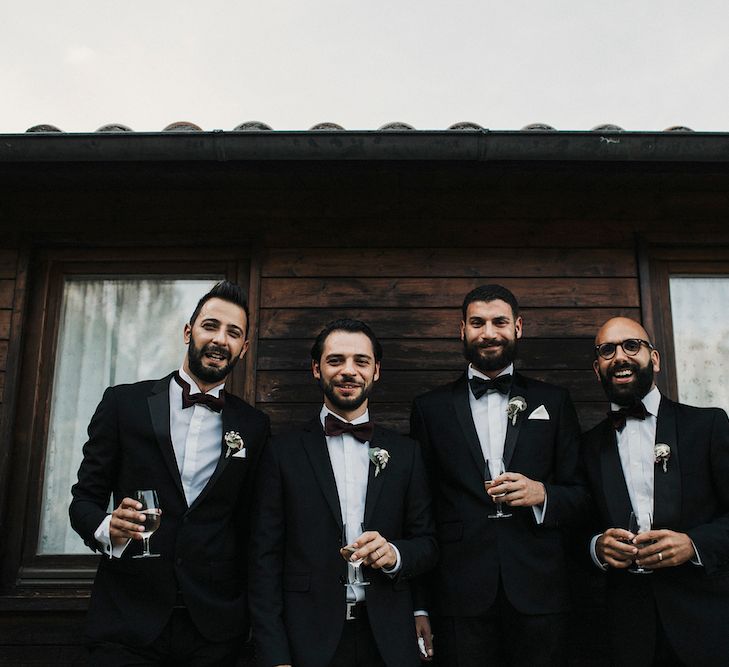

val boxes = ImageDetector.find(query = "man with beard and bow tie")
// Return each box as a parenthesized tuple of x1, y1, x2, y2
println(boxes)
(249, 318, 437, 667)
(582, 316, 729, 666)
(409, 284, 589, 667)
(69, 281, 269, 666)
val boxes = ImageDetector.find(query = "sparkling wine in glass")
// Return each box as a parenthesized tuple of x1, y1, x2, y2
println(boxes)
(486, 458, 511, 519)
(132, 489, 162, 559)
(628, 511, 653, 574)
(340, 524, 369, 587)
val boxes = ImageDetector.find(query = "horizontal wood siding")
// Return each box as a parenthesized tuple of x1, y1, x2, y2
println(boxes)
(256, 244, 639, 433)
(0, 251, 17, 403)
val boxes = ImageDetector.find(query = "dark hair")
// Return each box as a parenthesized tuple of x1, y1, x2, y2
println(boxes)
(461, 284, 520, 320)
(310, 319, 383, 363)
(189, 280, 250, 338)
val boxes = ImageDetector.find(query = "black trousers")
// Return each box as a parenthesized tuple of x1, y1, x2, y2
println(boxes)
(328, 606, 386, 667)
(433, 583, 568, 667)
(88, 607, 243, 667)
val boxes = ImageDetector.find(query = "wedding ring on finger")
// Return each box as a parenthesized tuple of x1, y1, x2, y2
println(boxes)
(658, 552, 663, 562)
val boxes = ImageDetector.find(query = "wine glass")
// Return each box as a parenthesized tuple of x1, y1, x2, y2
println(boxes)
(340, 524, 369, 587)
(486, 458, 512, 519)
(628, 511, 653, 574)
(132, 489, 162, 559)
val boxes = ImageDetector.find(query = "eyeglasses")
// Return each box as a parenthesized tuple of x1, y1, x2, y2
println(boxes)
(595, 338, 654, 360)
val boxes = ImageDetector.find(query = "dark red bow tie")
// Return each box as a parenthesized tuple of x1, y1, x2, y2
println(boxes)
(608, 402, 648, 431)
(173, 372, 224, 413)
(324, 413, 374, 444)
(469, 374, 512, 399)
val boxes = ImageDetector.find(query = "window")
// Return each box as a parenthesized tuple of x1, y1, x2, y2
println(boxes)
(3, 247, 254, 592)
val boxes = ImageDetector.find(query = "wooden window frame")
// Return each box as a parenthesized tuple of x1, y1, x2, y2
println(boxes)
(0, 246, 260, 602)
(639, 242, 729, 400)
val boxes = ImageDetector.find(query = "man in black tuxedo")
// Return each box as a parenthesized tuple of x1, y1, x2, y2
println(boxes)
(582, 316, 729, 666)
(409, 284, 588, 667)
(69, 281, 270, 666)
(249, 319, 438, 667)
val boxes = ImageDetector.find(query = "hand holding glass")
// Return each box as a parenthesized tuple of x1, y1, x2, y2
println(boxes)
(485, 458, 512, 519)
(340, 524, 369, 587)
(628, 511, 653, 574)
(132, 489, 162, 559)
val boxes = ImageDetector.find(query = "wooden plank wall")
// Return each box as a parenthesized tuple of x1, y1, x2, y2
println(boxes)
(256, 245, 640, 435)
(0, 250, 15, 404)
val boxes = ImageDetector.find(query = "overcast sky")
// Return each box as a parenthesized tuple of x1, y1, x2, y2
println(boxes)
(3, 0, 728, 133)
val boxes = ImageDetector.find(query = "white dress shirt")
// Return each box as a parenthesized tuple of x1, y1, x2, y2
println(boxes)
(320, 406, 400, 603)
(95, 368, 225, 557)
(590, 386, 701, 568)
(468, 364, 546, 523)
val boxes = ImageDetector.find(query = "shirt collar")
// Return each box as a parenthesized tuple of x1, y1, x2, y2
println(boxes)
(319, 404, 370, 429)
(610, 384, 661, 417)
(468, 362, 514, 382)
(178, 367, 225, 398)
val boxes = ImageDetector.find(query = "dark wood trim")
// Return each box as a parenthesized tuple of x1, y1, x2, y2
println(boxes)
(242, 247, 264, 405)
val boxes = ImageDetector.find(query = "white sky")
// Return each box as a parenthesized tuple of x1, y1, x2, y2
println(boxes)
(3, 0, 728, 133)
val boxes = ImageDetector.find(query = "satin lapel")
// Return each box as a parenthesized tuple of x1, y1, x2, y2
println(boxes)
(503, 373, 528, 470)
(363, 426, 388, 526)
(188, 400, 239, 512)
(147, 374, 185, 501)
(452, 374, 486, 475)
(598, 420, 634, 527)
(653, 398, 681, 528)
(302, 419, 343, 530)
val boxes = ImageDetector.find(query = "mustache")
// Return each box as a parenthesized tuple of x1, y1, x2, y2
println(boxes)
(475, 340, 506, 349)
(203, 344, 231, 360)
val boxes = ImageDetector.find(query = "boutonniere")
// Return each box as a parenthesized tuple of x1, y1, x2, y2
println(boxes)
(506, 396, 527, 426)
(654, 443, 671, 473)
(368, 447, 390, 477)
(224, 431, 245, 458)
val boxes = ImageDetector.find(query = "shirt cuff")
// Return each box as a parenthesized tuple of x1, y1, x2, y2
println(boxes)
(382, 543, 402, 577)
(690, 540, 703, 566)
(94, 514, 131, 559)
(531, 484, 547, 524)
(590, 533, 609, 570)
(414, 610, 429, 617)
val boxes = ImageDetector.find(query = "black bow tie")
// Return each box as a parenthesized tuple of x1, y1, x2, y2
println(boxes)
(324, 413, 374, 444)
(469, 374, 512, 399)
(173, 372, 225, 413)
(607, 402, 648, 431)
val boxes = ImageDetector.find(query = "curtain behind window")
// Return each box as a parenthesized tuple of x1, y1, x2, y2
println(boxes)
(39, 278, 219, 555)
(669, 276, 729, 413)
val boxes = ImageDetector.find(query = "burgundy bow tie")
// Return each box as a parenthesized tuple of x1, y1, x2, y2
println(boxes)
(469, 374, 512, 399)
(173, 372, 224, 413)
(324, 413, 374, 444)
(607, 402, 648, 431)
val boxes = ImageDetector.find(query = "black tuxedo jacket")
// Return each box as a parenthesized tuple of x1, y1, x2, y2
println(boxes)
(410, 371, 588, 616)
(249, 419, 438, 667)
(69, 373, 269, 645)
(581, 397, 729, 666)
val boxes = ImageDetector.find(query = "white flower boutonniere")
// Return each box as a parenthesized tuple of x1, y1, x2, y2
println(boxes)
(654, 443, 671, 473)
(506, 396, 527, 426)
(368, 447, 390, 477)
(224, 431, 245, 458)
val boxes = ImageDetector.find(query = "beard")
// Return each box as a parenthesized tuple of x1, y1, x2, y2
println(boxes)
(187, 338, 238, 384)
(320, 375, 374, 413)
(599, 359, 655, 406)
(462, 336, 518, 373)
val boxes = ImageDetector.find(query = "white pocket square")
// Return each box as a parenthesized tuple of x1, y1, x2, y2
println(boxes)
(232, 449, 247, 459)
(528, 405, 550, 420)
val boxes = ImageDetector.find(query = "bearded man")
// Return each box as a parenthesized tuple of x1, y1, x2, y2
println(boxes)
(409, 284, 589, 667)
(249, 318, 437, 667)
(70, 281, 270, 666)
(582, 316, 729, 666)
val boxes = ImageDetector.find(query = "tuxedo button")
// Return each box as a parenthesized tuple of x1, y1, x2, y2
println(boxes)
(176, 558, 183, 566)
(183, 516, 189, 524)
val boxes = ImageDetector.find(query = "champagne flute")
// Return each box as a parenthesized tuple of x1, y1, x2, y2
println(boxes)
(132, 489, 162, 559)
(340, 524, 369, 587)
(486, 458, 512, 519)
(628, 511, 653, 574)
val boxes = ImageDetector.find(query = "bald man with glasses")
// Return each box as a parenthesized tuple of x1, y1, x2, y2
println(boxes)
(581, 316, 729, 666)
